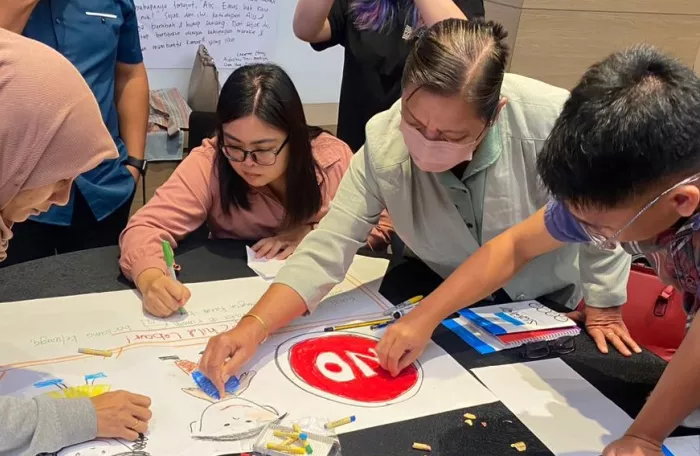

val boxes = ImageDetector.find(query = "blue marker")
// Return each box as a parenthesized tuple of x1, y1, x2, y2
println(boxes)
(662, 445, 675, 456)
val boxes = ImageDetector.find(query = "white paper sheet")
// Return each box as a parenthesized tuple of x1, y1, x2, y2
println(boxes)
(665, 436, 700, 456)
(136, 0, 281, 69)
(246, 245, 285, 280)
(0, 255, 497, 455)
(471, 359, 689, 456)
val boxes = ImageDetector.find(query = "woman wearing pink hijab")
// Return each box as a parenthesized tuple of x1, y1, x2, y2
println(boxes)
(0, 30, 152, 455)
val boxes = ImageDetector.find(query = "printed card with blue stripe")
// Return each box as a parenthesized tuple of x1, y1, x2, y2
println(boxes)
(460, 300, 577, 336)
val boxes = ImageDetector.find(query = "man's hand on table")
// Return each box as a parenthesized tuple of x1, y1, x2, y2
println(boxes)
(568, 305, 642, 357)
(602, 435, 663, 456)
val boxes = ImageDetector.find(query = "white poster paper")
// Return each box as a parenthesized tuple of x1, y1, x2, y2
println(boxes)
(665, 436, 700, 456)
(0, 255, 496, 455)
(135, 0, 280, 69)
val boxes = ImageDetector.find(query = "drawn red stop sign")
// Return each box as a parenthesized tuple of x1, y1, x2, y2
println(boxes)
(287, 333, 420, 403)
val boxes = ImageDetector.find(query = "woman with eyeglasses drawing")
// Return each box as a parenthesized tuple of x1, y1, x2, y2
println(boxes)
(119, 63, 391, 318)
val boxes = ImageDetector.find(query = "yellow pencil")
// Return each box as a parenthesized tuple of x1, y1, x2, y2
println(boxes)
(324, 318, 394, 332)
(78, 348, 113, 357)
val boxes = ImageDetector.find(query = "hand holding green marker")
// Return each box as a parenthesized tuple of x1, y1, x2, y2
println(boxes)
(162, 240, 186, 315)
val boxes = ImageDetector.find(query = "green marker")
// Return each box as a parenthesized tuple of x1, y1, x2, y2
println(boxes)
(162, 240, 185, 315)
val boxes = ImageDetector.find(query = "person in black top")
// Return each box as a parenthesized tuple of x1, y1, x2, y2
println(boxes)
(293, 0, 485, 152)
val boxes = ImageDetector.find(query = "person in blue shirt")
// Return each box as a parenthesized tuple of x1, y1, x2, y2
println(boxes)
(0, 0, 149, 266)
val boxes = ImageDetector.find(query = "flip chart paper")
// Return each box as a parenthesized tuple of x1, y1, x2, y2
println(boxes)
(1, 255, 497, 455)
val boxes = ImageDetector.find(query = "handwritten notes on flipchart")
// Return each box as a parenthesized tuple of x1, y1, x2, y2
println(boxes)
(136, 0, 280, 69)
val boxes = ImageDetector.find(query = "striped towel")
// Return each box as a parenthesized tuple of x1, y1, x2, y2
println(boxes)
(149, 88, 192, 136)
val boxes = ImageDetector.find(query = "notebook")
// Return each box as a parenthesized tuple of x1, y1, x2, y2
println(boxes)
(459, 300, 576, 336)
(442, 315, 580, 354)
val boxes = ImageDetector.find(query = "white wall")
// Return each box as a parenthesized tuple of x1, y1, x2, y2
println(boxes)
(146, 1, 344, 105)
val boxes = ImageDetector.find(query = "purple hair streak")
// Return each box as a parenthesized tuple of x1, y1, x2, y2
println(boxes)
(350, 0, 421, 34)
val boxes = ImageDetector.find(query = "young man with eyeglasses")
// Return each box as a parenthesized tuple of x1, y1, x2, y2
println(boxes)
(375, 44, 700, 456)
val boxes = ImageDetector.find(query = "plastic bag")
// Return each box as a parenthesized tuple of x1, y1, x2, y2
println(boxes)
(252, 417, 342, 456)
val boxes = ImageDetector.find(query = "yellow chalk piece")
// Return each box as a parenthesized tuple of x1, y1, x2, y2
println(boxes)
(46, 384, 111, 399)
(463, 413, 476, 420)
(324, 415, 355, 429)
(282, 437, 297, 446)
(464, 419, 473, 426)
(293, 424, 302, 433)
(274, 431, 300, 439)
(300, 432, 312, 454)
(412, 442, 432, 451)
(510, 441, 527, 452)
(78, 348, 113, 357)
(266, 443, 306, 454)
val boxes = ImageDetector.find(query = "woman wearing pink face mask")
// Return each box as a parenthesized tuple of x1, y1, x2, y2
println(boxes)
(199, 18, 634, 393)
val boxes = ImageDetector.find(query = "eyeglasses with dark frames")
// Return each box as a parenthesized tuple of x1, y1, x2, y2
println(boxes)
(521, 336, 576, 360)
(221, 136, 289, 166)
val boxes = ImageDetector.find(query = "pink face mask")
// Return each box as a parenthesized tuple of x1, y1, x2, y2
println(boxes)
(400, 120, 479, 173)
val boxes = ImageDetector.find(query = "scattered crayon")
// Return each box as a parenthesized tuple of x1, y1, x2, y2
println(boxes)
(78, 348, 113, 357)
(510, 441, 527, 452)
(464, 419, 473, 426)
(300, 433, 313, 454)
(412, 442, 432, 451)
(266, 443, 306, 454)
(324, 415, 356, 430)
(481, 422, 488, 428)
(463, 413, 476, 420)
(273, 431, 300, 439)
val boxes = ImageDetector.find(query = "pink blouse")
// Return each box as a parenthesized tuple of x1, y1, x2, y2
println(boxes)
(119, 133, 392, 281)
